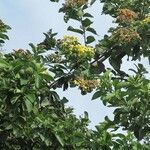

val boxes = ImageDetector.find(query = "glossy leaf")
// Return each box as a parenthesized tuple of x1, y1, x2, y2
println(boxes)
(67, 26, 83, 35)
(82, 18, 93, 27)
(86, 36, 95, 44)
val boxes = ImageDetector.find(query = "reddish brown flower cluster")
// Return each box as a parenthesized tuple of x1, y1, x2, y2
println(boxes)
(111, 28, 141, 45)
(117, 8, 138, 22)
(13, 49, 32, 59)
(13, 49, 26, 53)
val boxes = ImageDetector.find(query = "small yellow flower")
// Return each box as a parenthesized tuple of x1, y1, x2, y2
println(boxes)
(74, 77, 99, 92)
(59, 35, 94, 61)
(143, 16, 150, 24)
(41, 70, 49, 75)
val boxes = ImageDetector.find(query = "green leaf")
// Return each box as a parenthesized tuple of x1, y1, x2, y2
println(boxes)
(5, 124, 12, 130)
(86, 27, 97, 35)
(51, 91, 60, 101)
(90, 0, 96, 5)
(40, 73, 54, 81)
(50, 0, 59, 2)
(109, 57, 121, 71)
(55, 134, 64, 147)
(20, 79, 28, 85)
(61, 97, 68, 104)
(25, 94, 36, 103)
(25, 98, 33, 113)
(82, 18, 93, 27)
(35, 73, 40, 88)
(82, 4, 88, 10)
(83, 13, 93, 18)
(29, 43, 37, 53)
(86, 36, 95, 44)
(84, 111, 89, 120)
(0, 33, 9, 40)
(0, 40, 5, 44)
(67, 26, 83, 35)
(90, 61, 105, 74)
(39, 133, 45, 142)
(0, 59, 9, 68)
(92, 91, 101, 100)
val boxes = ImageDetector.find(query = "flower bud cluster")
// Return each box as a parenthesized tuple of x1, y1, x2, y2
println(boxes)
(48, 53, 61, 63)
(74, 77, 99, 92)
(142, 16, 150, 24)
(13, 49, 32, 59)
(65, 0, 87, 7)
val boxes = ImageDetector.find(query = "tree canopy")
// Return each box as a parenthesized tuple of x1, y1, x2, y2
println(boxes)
(0, 0, 150, 149)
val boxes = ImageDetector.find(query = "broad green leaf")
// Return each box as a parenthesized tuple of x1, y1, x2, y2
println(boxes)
(84, 111, 89, 120)
(61, 97, 68, 104)
(0, 59, 9, 68)
(90, 0, 96, 5)
(35, 73, 40, 88)
(51, 91, 60, 101)
(25, 93, 36, 103)
(50, 0, 59, 2)
(0, 40, 5, 44)
(25, 98, 33, 113)
(29, 43, 37, 53)
(0, 33, 9, 40)
(82, 18, 93, 27)
(86, 27, 97, 35)
(86, 36, 95, 44)
(20, 79, 28, 85)
(40, 73, 54, 81)
(67, 26, 83, 35)
(83, 13, 93, 18)
(5, 124, 12, 130)
(55, 134, 64, 147)
(92, 91, 102, 100)
(109, 57, 121, 71)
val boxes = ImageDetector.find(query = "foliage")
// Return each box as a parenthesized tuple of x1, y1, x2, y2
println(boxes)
(0, 0, 150, 149)
(92, 67, 150, 141)
(0, 20, 11, 47)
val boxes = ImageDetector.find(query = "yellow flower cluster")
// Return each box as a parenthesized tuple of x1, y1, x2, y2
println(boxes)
(61, 35, 79, 46)
(73, 45, 94, 57)
(111, 28, 141, 45)
(65, 0, 87, 7)
(117, 8, 138, 22)
(143, 16, 150, 24)
(74, 77, 99, 92)
(60, 35, 94, 61)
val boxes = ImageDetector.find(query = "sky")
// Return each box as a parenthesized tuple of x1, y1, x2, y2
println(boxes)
(1, 0, 149, 128)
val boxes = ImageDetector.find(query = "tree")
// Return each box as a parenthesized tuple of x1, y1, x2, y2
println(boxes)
(0, 0, 150, 149)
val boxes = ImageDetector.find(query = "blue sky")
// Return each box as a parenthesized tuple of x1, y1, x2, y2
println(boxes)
(1, 0, 149, 128)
